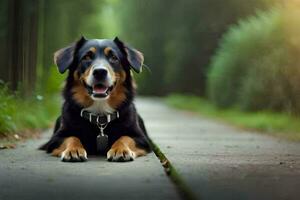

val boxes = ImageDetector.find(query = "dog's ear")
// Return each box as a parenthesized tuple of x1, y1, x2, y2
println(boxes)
(54, 36, 87, 74)
(114, 37, 144, 73)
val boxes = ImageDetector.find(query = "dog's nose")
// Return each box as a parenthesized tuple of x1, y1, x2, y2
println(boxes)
(93, 69, 107, 80)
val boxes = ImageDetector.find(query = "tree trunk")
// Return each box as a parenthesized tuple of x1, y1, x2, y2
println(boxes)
(4, 0, 39, 96)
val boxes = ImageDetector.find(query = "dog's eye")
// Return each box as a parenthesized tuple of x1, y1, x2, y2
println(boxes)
(82, 55, 92, 61)
(83, 55, 91, 60)
(109, 55, 119, 64)
(82, 51, 95, 61)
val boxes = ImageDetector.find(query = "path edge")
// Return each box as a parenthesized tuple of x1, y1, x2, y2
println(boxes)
(149, 138, 199, 200)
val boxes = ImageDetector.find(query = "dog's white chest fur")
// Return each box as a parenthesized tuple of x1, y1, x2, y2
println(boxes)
(85, 100, 115, 114)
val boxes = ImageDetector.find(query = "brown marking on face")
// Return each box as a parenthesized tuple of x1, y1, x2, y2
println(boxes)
(107, 136, 147, 160)
(51, 136, 86, 157)
(82, 47, 97, 60)
(104, 47, 112, 56)
(81, 64, 93, 83)
(89, 47, 97, 53)
(71, 67, 93, 107)
(106, 63, 116, 83)
(103, 47, 117, 82)
(107, 70, 127, 109)
(73, 70, 80, 81)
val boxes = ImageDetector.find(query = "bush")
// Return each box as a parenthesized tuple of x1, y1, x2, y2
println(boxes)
(207, 4, 300, 114)
(0, 69, 62, 136)
(44, 66, 66, 95)
(0, 84, 17, 133)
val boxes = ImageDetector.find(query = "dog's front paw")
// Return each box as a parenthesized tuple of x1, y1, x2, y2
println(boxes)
(61, 147, 88, 162)
(107, 145, 136, 162)
(107, 136, 147, 162)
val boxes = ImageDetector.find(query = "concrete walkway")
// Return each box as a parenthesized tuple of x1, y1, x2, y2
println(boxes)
(137, 98, 300, 200)
(1, 98, 300, 200)
(0, 130, 179, 200)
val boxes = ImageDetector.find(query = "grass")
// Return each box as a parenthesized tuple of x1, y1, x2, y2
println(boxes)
(0, 66, 65, 142)
(148, 138, 197, 200)
(0, 85, 60, 140)
(165, 94, 300, 141)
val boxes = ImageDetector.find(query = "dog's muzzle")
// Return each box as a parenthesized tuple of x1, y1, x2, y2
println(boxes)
(84, 68, 115, 99)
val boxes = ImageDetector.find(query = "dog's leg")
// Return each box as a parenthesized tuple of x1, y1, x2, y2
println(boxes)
(52, 136, 88, 162)
(107, 136, 147, 162)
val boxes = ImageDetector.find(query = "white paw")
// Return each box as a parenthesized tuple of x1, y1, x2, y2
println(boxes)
(61, 147, 88, 162)
(107, 147, 136, 162)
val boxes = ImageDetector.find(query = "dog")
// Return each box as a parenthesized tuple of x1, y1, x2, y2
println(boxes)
(40, 37, 151, 162)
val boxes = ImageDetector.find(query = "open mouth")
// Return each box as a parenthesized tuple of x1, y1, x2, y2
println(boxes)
(90, 83, 114, 98)
(83, 81, 114, 99)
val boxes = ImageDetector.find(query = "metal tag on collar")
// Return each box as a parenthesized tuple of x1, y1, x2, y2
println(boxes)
(99, 125, 105, 135)
(97, 134, 108, 153)
(97, 123, 108, 153)
(97, 122, 107, 136)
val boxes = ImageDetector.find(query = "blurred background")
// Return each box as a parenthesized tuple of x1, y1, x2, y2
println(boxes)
(1, 0, 300, 140)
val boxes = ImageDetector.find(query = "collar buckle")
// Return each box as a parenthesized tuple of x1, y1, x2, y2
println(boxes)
(96, 115, 106, 126)
(80, 109, 119, 125)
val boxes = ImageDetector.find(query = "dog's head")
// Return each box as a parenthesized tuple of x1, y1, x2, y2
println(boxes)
(54, 37, 144, 108)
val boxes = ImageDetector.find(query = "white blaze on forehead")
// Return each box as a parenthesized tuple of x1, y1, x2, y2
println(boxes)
(95, 39, 105, 44)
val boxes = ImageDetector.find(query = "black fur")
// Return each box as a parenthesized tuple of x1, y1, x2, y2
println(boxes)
(40, 37, 151, 156)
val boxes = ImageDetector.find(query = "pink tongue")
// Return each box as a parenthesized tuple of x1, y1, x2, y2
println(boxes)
(93, 86, 107, 94)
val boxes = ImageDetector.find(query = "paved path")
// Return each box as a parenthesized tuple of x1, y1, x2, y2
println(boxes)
(1, 98, 300, 200)
(0, 129, 179, 200)
(137, 98, 300, 200)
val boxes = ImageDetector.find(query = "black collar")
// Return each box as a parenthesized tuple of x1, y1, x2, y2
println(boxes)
(80, 109, 119, 125)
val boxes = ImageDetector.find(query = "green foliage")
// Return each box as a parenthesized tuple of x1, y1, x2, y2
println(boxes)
(166, 94, 300, 141)
(111, 0, 274, 95)
(0, 0, 105, 136)
(0, 65, 63, 136)
(0, 85, 17, 133)
(43, 66, 67, 95)
(0, 83, 60, 136)
(40, 0, 104, 68)
(207, 5, 300, 114)
(0, 62, 63, 137)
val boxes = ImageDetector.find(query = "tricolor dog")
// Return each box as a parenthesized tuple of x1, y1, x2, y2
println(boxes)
(40, 37, 151, 162)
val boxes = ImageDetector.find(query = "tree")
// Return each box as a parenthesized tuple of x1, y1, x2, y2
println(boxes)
(113, 0, 276, 96)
